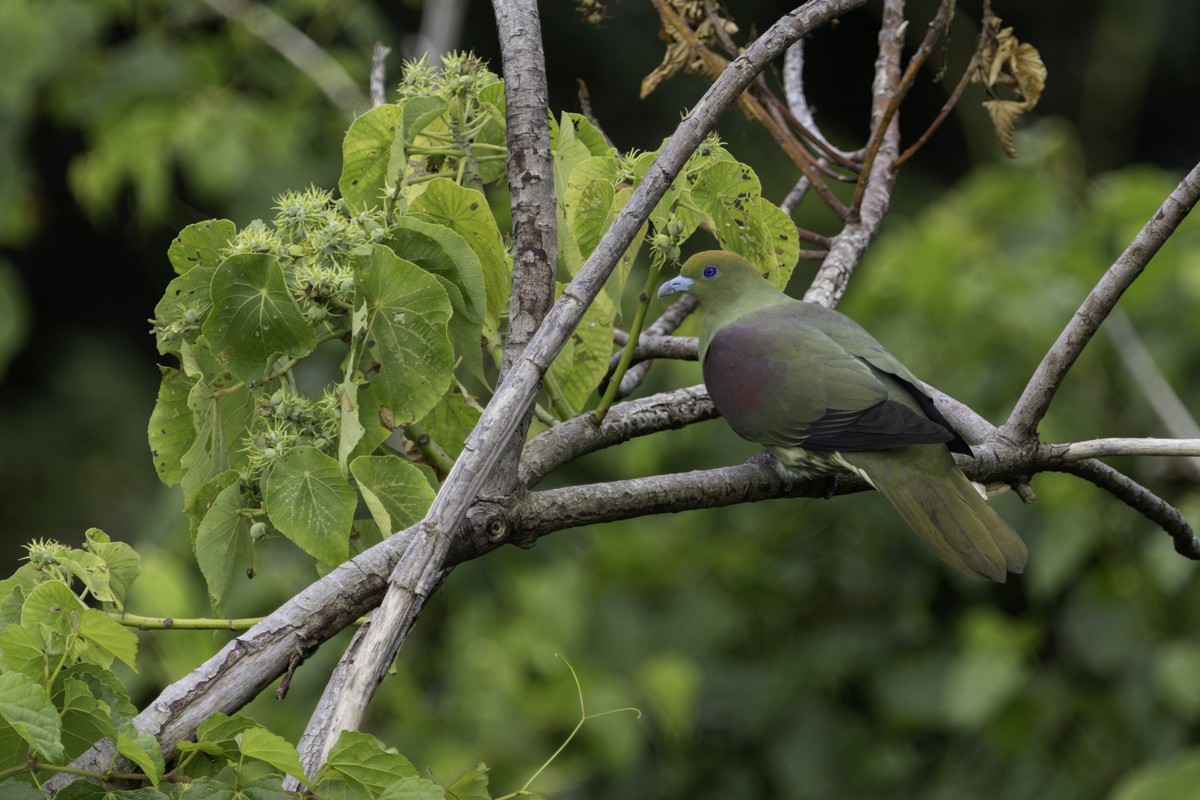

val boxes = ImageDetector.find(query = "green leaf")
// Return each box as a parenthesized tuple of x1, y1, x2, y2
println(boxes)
(76, 609, 138, 672)
(55, 787, 170, 800)
(0, 671, 63, 762)
(178, 365, 253, 508)
(348, 377, 395, 463)
(1110, 749, 1200, 800)
(0, 780, 44, 799)
(350, 455, 437, 537)
(400, 96, 449, 143)
(203, 254, 317, 381)
(546, 286, 614, 412)
(83, 529, 141, 610)
(54, 549, 112, 605)
(314, 730, 419, 796)
(355, 245, 454, 425)
(194, 477, 252, 612)
(168, 219, 236, 275)
(378, 776, 445, 800)
(0, 623, 45, 681)
(568, 178, 614, 267)
(755, 197, 801, 290)
(564, 112, 614, 158)
(265, 446, 356, 566)
(336, 377, 365, 475)
(385, 216, 487, 380)
(59, 663, 137, 724)
(116, 721, 164, 786)
(21, 581, 85, 640)
(58, 676, 115, 762)
(410, 179, 508, 336)
(154, 266, 215, 355)
(194, 711, 257, 753)
(147, 366, 195, 485)
(446, 763, 491, 800)
(340, 104, 403, 213)
(237, 725, 307, 786)
(416, 387, 482, 459)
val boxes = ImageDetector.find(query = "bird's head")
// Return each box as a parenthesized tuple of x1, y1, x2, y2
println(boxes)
(657, 250, 776, 305)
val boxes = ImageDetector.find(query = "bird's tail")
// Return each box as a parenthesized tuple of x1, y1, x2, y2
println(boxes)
(844, 446, 1028, 582)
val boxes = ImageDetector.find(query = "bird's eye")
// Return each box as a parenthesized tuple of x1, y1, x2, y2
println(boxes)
(702, 265, 719, 278)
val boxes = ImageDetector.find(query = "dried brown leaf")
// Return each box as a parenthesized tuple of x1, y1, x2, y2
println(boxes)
(640, 0, 738, 99)
(972, 15, 1047, 157)
(982, 99, 1023, 158)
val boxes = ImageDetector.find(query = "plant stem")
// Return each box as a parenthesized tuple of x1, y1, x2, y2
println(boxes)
(593, 258, 664, 424)
(406, 422, 457, 474)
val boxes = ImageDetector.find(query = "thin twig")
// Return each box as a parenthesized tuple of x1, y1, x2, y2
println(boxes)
(802, 0, 905, 308)
(782, 39, 862, 164)
(850, 0, 956, 217)
(895, 48, 979, 166)
(649, 0, 850, 217)
(370, 42, 391, 108)
(599, 295, 698, 399)
(1003, 160, 1200, 441)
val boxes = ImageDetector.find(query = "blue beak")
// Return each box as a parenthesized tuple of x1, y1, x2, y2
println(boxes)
(657, 275, 695, 297)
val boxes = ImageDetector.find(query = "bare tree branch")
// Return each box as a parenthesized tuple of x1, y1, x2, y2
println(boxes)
(1043, 438, 1200, 463)
(783, 40, 860, 162)
(849, 0, 956, 216)
(370, 42, 391, 108)
(198, 0, 368, 116)
(803, 0, 905, 308)
(1003, 161, 1200, 441)
(519, 385, 716, 489)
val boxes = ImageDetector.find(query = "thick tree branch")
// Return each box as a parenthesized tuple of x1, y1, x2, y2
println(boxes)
(1003, 160, 1200, 441)
(518, 384, 716, 489)
(496, 0, 558, 382)
(803, 0, 904, 308)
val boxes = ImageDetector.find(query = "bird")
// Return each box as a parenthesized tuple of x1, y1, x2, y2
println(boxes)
(658, 250, 1027, 582)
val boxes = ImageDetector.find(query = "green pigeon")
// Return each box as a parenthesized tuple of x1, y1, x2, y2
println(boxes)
(658, 250, 1027, 581)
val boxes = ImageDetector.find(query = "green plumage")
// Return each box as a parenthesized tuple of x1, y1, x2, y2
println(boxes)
(659, 250, 1027, 582)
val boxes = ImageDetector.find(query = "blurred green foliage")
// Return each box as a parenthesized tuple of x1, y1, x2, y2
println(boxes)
(2, 1, 1200, 798)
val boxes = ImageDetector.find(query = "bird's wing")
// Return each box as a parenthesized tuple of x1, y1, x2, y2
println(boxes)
(703, 310, 955, 451)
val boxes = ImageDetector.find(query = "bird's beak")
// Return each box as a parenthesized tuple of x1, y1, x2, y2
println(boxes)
(657, 275, 694, 297)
